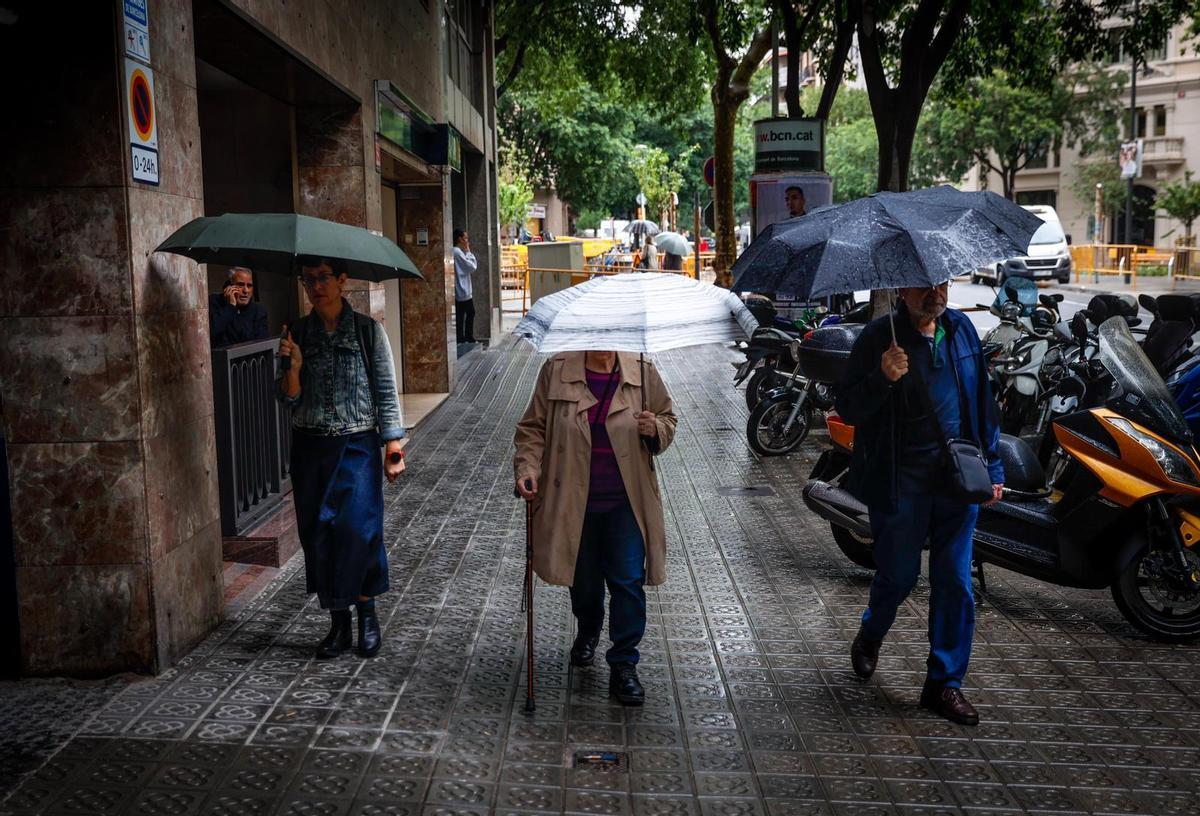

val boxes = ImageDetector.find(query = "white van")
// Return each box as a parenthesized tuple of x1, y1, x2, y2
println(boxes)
(972, 205, 1072, 285)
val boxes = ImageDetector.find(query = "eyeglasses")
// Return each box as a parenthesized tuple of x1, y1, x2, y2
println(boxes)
(299, 273, 338, 287)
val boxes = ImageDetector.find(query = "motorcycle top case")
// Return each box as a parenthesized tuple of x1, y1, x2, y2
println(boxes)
(797, 323, 864, 384)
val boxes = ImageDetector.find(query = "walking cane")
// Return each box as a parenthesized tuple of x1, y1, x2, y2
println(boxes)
(519, 479, 536, 713)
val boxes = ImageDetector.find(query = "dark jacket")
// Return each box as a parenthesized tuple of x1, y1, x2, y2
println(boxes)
(835, 304, 1003, 510)
(209, 294, 268, 348)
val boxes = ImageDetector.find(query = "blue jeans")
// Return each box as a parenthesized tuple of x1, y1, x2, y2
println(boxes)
(570, 502, 647, 666)
(863, 494, 978, 687)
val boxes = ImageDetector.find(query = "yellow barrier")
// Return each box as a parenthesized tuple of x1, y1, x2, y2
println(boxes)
(520, 266, 696, 314)
(1071, 244, 1140, 289)
(1171, 247, 1200, 286)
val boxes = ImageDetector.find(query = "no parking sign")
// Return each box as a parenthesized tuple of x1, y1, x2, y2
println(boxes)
(125, 58, 159, 184)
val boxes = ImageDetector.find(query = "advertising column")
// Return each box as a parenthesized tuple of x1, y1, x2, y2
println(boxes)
(749, 117, 831, 236)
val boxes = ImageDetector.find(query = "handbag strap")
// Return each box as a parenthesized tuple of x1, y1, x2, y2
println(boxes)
(905, 345, 956, 462)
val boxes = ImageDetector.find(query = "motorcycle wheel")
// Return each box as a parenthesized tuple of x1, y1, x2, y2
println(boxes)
(747, 395, 813, 456)
(1111, 542, 1200, 642)
(832, 525, 876, 570)
(744, 364, 778, 411)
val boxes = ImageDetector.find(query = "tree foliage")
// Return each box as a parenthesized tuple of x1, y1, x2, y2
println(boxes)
(630, 143, 700, 223)
(497, 155, 535, 236)
(1158, 171, 1200, 245)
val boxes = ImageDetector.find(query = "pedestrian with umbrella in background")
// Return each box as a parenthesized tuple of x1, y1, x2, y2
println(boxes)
(653, 231, 692, 274)
(732, 186, 1045, 725)
(156, 212, 423, 660)
(511, 273, 756, 706)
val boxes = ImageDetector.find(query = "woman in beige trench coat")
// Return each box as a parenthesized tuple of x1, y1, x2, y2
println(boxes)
(513, 349, 677, 705)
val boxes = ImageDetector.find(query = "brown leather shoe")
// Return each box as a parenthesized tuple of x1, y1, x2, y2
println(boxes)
(920, 681, 979, 726)
(850, 629, 881, 679)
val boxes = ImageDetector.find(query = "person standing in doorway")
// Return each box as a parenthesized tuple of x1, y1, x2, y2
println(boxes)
(835, 283, 1003, 726)
(209, 266, 268, 348)
(277, 257, 407, 660)
(513, 350, 677, 705)
(453, 229, 478, 344)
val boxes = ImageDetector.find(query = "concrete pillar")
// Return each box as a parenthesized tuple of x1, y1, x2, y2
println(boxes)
(0, 1, 222, 675)
(464, 151, 501, 342)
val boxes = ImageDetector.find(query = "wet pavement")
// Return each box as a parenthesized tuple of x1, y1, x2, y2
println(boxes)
(4, 339, 1200, 815)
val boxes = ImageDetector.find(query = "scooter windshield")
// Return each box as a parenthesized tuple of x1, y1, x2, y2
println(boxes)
(1098, 316, 1193, 444)
(994, 276, 1038, 316)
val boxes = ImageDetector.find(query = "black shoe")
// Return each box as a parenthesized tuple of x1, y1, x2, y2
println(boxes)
(357, 606, 382, 658)
(609, 663, 645, 706)
(570, 632, 600, 667)
(316, 610, 352, 659)
(920, 681, 980, 726)
(850, 628, 882, 679)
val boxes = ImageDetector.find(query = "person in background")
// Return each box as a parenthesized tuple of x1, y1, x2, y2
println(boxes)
(640, 235, 659, 271)
(661, 252, 684, 273)
(514, 349, 677, 705)
(453, 229, 477, 344)
(209, 266, 268, 348)
(277, 257, 407, 660)
(785, 185, 807, 218)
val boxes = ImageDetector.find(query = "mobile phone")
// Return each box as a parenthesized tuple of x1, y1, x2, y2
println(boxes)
(279, 325, 291, 372)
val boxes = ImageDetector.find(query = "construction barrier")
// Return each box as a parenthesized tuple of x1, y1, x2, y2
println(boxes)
(520, 266, 698, 314)
(1070, 243, 1200, 290)
(500, 245, 526, 290)
(1170, 247, 1200, 286)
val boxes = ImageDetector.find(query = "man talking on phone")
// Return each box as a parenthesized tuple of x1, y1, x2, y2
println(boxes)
(209, 266, 269, 348)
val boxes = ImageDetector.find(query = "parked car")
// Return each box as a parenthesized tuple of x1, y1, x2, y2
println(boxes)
(973, 205, 1072, 286)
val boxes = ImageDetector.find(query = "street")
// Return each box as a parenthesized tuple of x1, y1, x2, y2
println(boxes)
(4, 337, 1200, 816)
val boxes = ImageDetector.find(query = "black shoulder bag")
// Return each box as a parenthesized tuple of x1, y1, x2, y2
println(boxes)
(908, 337, 994, 505)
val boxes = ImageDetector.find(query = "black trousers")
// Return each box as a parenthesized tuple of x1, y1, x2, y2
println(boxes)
(456, 297, 475, 343)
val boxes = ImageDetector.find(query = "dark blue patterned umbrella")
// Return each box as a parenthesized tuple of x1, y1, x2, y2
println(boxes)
(731, 186, 1045, 298)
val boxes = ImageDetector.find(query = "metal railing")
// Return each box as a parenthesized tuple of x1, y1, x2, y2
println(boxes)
(519, 265, 708, 314)
(212, 338, 291, 536)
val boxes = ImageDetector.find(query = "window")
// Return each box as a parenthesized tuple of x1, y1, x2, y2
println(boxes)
(1154, 104, 1167, 137)
(1025, 142, 1050, 169)
(1016, 190, 1058, 208)
(1126, 105, 1168, 139)
(1105, 26, 1167, 64)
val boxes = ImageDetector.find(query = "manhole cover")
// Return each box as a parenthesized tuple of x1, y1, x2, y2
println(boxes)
(574, 751, 628, 771)
(716, 485, 776, 497)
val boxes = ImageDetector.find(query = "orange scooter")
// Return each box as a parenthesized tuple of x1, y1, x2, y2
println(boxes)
(804, 316, 1200, 641)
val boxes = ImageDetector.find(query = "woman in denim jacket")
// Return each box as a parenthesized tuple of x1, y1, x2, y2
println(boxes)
(278, 256, 406, 659)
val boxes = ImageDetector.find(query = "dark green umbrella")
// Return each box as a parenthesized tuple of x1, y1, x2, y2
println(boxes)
(154, 212, 423, 281)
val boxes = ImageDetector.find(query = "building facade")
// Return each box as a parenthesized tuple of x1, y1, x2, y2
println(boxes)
(967, 19, 1199, 248)
(0, 0, 500, 675)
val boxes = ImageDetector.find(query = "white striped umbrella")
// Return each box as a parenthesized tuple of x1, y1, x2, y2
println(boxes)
(514, 272, 758, 355)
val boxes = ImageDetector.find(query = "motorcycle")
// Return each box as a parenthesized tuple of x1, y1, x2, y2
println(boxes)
(805, 315, 1200, 641)
(746, 320, 863, 457)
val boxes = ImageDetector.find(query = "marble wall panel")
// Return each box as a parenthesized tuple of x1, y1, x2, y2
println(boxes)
(397, 184, 452, 393)
(151, 0, 199, 89)
(142, 412, 220, 563)
(128, 189, 207, 317)
(150, 518, 223, 669)
(135, 307, 214, 439)
(0, 188, 131, 319)
(8, 442, 146, 567)
(147, 72, 205, 200)
(295, 107, 363, 169)
(0, 315, 140, 444)
(297, 166, 367, 227)
(17, 564, 153, 676)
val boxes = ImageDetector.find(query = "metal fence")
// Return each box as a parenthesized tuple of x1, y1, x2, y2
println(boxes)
(212, 338, 291, 536)
(1069, 243, 1200, 289)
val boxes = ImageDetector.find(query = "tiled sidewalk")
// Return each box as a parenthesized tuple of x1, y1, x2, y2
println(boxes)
(4, 340, 1200, 815)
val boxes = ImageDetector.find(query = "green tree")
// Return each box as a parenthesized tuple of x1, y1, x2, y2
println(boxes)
(497, 158, 535, 239)
(1158, 171, 1200, 246)
(1069, 159, 1127, 242)
(629, 143, 700, 227)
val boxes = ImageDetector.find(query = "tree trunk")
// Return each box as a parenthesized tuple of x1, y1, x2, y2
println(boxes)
(712, 93, 738, 288)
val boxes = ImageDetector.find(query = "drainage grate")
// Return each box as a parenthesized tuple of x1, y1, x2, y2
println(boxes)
(716, 485, 776, 497)
(573, 751, 628, 771)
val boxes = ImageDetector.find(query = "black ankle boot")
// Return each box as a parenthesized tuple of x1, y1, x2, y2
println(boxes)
(609, 663, 645, 706)
(356, 600, 381, 657)
(316, 610, 352, 659)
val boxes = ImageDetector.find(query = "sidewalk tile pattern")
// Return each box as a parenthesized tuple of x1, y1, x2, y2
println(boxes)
(3, 341, 1200, 815)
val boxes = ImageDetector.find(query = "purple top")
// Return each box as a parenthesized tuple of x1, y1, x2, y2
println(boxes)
(585, 368, 628, 513)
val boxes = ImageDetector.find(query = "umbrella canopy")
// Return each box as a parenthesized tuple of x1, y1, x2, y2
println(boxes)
(155, 212, 423, 282)
(653, 231, 693, 256)
(731, 186, 1044, 299)
(514, 272, 758, 354)
(626, 219, 660, 242)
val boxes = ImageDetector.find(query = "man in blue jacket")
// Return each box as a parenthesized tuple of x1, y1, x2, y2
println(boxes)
(835, 283, 1003, 726)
